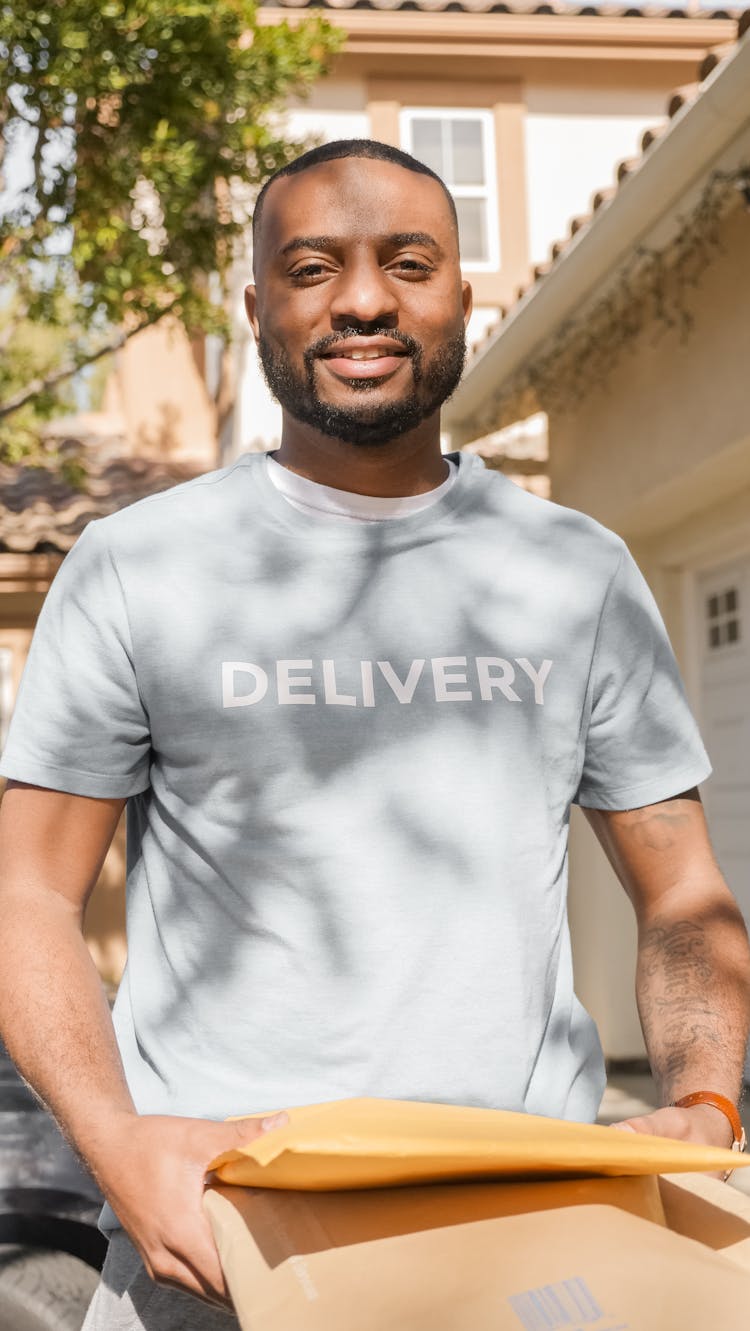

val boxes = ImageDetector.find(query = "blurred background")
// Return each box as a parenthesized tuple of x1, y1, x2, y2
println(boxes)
(1, 0, 749, 1098)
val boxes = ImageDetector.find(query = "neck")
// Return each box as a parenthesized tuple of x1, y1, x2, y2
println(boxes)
(274, 414, 448, 498)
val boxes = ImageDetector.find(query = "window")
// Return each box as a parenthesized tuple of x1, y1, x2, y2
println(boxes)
(400, 109, 499, 271)
(706, 587, 741, 650)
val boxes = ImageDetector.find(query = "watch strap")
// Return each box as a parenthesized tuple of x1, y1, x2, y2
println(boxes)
(673, 1091, 746, 1152)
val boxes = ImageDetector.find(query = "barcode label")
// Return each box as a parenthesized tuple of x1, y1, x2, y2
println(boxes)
(509, 1276, 608, 1330)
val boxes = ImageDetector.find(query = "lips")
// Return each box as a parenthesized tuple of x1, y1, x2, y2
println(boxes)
(317, 339, 410, 382)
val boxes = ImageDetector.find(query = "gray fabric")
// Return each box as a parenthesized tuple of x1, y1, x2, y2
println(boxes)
(82, 1232, 239, 1331)
(1, 452, 711, 1147)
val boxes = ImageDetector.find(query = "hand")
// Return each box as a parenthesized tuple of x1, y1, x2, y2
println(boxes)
(611, 1102, 736, 1174)
(91, 1110, 288, 1306)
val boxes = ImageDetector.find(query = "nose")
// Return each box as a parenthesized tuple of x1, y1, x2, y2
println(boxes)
(328, 256, 399, 330)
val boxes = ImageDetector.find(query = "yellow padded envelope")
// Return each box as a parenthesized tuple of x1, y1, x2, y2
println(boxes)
(208, 1096, 750, 1190)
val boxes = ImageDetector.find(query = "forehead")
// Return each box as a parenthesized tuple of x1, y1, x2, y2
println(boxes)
(258, 157, 458, 256)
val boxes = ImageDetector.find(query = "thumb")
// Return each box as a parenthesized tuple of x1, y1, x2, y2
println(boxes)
(225, 1110, 290, 1146)
(255, 1111, 290, 1135)
(610, 1121, 638, 1133)
(201, 1111, 289, 1175)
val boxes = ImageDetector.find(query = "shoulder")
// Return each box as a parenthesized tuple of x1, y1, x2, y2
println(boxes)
(465, 456, 626, 573)
(84, 454, 265, 554)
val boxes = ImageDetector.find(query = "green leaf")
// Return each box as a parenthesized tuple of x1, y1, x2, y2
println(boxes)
(61, 30, 88, 49)
(0, 0, 344, 427)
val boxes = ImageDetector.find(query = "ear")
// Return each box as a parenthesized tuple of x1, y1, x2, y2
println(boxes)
(244, 285, 260, 341)
(461, 280, 473, 327)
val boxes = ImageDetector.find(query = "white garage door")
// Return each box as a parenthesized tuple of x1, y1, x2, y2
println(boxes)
(696, 555, 750, 1070)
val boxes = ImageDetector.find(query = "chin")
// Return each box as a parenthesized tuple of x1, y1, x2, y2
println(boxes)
(313, 406, 430, 448)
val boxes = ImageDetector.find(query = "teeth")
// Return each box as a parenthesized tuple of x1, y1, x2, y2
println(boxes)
(345, 349, 391, 360)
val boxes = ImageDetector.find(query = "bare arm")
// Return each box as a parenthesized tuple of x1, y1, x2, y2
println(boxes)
(0, 782, 285, 1304)
(584, 790, 750, 1148)
(0, 782, 132, 1139)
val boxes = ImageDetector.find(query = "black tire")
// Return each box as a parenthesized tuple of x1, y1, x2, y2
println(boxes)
(0, 1246, 98, 1331)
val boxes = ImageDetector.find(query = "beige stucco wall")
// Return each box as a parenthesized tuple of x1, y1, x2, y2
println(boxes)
(549, 205, 750, 547)
(524, 81, 669, 267)
(548, 201, 750, 1059)
(103, 317, 218, 469)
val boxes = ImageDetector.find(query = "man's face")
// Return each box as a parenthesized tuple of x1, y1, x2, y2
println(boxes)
(246, 157, 472, 447)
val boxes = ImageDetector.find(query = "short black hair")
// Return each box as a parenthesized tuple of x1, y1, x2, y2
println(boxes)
(252, 138, 458, 252)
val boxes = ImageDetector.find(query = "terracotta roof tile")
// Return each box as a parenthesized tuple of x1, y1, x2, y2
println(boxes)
(0, 450, 200, 555)
(591, 183, 618, 210)
(640, 124, 666, 151)
(615, 155, 641, 182)
(667, 81, 701, 115)
(263, 0, 742, 13)
(698, 48, 723, 76)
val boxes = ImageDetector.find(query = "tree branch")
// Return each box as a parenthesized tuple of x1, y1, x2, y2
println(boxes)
(0, 301, 180, 421)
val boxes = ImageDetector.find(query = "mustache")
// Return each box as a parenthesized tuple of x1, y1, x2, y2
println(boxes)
(304, 327, 422, 363)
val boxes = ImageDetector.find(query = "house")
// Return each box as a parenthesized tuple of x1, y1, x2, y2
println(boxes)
(2, 3, 745, 1007)
(442, 13, 750, 1063)
(101, 2, 742, 461)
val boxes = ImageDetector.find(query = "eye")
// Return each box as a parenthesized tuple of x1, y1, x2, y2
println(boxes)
(390, 257, 434, 278)
(289, 262, 332, 283)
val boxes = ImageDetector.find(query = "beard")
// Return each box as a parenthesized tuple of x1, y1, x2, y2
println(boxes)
(257, 325, 466, 447)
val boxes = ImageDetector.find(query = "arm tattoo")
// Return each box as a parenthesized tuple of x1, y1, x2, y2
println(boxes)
(641, 919, 714, 987)
(614, 789, 701, 853)
(622, 806, 692, 853)
(637, 918, 730, 1100)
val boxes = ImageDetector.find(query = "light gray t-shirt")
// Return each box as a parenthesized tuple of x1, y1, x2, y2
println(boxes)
(0, 451, 710, 1132)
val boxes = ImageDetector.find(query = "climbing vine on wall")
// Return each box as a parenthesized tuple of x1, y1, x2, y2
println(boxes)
(476, 167, 750, 434)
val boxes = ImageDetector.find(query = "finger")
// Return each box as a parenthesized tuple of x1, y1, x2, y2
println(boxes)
(610, 1113, 673, 1135)
(141, 1249, 220, 1305)
(157, 1265, 231, 1308)
(611, 1109, 693, 1139)
(232, 1110, 289, 1141)
(141, 1236, 230, 1308)
(169, 1215, 232, 1302)
(159, 1243, 230, 1306)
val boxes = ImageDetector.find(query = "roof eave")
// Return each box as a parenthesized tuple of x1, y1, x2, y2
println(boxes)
(260, 7, 740, 64)
(443, 29, 750, 440)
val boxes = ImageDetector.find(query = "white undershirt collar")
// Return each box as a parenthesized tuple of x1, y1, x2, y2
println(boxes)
(266, 452, 458, 524)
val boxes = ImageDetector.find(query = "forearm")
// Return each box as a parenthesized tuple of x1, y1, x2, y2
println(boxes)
(0, 879, 291, 1305)
(635, 879, 750, 1106)
(0, 883, 136, 1174)
(0, 789, 285, 1304)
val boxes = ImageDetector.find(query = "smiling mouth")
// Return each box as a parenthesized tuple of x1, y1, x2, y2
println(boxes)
(317, 343, 410, 381)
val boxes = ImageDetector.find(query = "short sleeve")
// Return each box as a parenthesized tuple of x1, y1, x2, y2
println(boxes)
(575, 544, 711, 810)
(0, 521, 151, 798)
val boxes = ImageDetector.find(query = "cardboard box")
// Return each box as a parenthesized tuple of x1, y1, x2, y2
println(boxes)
(205, 1176, 750, 1331)
(204, 1099, 750, 1330)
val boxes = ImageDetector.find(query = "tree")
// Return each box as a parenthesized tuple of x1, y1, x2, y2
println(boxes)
(0, 0, 343, 451)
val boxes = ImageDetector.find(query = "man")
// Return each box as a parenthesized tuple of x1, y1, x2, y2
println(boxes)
(0, 140, 748, 1330)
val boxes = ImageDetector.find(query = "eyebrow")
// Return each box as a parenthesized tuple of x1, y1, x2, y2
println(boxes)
(278, 232, 444, 258)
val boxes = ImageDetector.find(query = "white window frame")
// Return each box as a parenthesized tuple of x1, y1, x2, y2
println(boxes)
(705, 583, 742, 653)
(399, 107, 500, 273)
